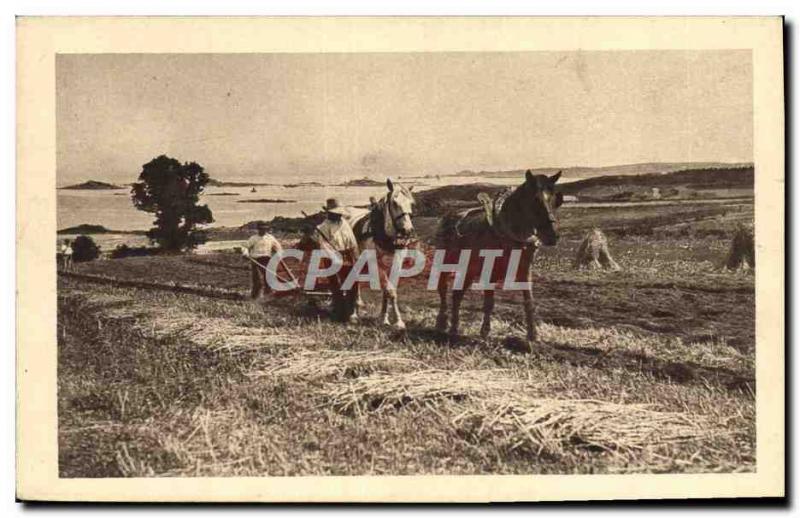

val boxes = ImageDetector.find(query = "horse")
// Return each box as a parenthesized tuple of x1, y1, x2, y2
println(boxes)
(346, 178, 417, 329)
(434, 170, 563, 348)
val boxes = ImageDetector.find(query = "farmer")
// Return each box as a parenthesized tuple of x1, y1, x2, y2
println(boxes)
(241, 222, 283, 299)
(59, 239, 73, 271)
(316, 198, 360, 322)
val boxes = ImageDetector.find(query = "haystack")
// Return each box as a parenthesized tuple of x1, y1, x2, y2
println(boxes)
(574, 228, 621, 271)
(724, 224, 755, 271)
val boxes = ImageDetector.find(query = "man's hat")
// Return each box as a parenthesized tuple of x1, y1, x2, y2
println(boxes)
(256, 221, 269, 230)
(322, 198, 347, 215)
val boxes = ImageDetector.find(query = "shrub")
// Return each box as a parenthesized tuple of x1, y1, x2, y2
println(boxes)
(72, 235, 101, 262)
(110, 244, 160, 259)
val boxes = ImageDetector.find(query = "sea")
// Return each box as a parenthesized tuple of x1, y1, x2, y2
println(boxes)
(56, 175, 527, 252)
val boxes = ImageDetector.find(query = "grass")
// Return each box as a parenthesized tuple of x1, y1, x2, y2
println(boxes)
(57, 199, 756, 476)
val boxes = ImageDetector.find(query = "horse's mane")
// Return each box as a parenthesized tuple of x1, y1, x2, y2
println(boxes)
(356, 197, 395, 251)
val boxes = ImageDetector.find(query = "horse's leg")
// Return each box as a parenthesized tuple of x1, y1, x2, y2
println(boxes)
(379, 291, 390, 325)
(520, 248, 538, 346)
(435, 274, 449, 332)
(480, 289, 495, 339)
(449, 288, 465, 339)
(377, 269, 391, 325)
(348, 280, 360, 323)
(387, 284, 405, 330)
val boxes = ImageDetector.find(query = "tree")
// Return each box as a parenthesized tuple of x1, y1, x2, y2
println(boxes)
(72, 235, 100, 262)
(131, 155, 214, 251)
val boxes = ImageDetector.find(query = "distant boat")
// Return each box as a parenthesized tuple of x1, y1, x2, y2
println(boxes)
(251, 187, 257, 193)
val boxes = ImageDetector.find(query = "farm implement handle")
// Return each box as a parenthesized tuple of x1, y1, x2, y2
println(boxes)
(244, 255, 298, 291)
(244, 254, 329, 298)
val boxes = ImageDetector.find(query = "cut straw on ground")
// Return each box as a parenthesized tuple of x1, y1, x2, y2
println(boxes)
(324, 369, 536, 413)
(451, 397, 715, 458)
(249, 349, 426, 381)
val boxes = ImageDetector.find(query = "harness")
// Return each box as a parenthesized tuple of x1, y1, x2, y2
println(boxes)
(359, 192, 417, 252)
(459, 188, 541, 246)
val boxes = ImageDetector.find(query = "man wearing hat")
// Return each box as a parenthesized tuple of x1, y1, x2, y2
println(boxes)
(316, 198, 360, 321)
(241, 221, 283, 299)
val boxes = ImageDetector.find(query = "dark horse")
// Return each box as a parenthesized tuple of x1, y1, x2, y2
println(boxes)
(434, 170, 563, 348)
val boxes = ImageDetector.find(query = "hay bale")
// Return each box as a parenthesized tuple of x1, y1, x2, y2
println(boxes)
(724, 224, 755, 271)
(574, 228, 621, 271)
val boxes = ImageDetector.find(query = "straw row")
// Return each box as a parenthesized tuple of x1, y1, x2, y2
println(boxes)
(249, 349, 425, 381)
(451, 397, 712, 456)
(324, 369, 531, 414)
(323, 368, 713, 455)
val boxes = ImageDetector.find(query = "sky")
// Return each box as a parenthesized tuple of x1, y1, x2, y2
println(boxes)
(56, 51, 752, 185)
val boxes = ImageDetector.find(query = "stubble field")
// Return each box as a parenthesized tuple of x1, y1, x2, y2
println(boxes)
(57, 199, 755, 476)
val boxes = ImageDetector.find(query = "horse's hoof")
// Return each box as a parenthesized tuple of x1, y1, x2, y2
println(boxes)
(435, 316, 448, 333)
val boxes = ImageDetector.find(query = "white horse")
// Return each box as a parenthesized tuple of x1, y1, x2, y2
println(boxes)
(345, 178, 416, 329)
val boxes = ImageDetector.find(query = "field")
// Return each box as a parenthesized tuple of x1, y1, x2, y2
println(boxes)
(57, 199, 755, 476)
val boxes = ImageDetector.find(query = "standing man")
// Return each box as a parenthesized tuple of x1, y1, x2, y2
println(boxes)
(59, 239, 73, 271)
(316, 198, 360, 322)
(241, 222, 283, 299)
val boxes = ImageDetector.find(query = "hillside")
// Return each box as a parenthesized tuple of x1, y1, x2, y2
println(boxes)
(60, 180, 126, 190)
(413, 166, 754, 216)
(558, 166, 754, 201)
(404, 161, 753, 182)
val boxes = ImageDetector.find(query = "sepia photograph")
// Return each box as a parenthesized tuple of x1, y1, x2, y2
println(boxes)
(16, 16, 784, 502)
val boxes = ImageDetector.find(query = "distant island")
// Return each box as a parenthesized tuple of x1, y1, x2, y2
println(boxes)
(57, 223, 145, 235)
(338, 177, 384, 187)
(206, 192, 240, 196)
(284, 181, 324, 188)
(206, 178, 276, 188)
(60, 180, 126, 190)
(237, 198, 297, 204)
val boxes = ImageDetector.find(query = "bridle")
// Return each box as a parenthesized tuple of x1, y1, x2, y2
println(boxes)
(371, 189, 416, 250)
(383, 192, 413, 233)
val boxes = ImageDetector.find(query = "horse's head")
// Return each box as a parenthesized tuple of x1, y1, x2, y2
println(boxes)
(520, 169, 564, 246)
(382, 178, 416, 246)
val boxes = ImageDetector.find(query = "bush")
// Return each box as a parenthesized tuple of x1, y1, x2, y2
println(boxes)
(110, 244, 160, 259)
(72, 235, 101, 262)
